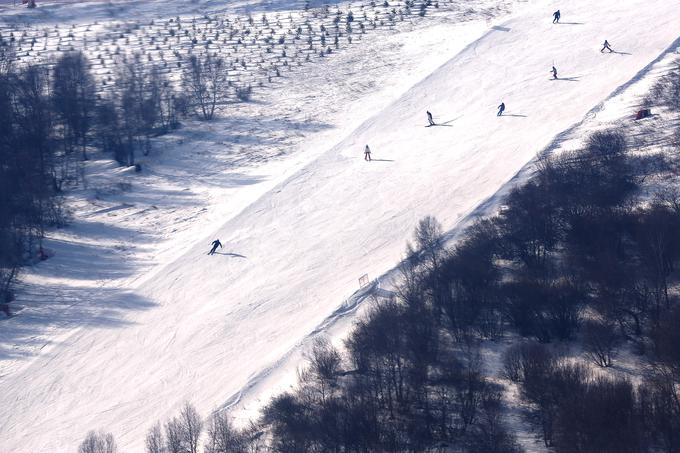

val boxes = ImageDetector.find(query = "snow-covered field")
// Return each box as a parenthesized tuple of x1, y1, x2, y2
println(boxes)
(1, 0, 680, 451)
(0, 0, 335, 19)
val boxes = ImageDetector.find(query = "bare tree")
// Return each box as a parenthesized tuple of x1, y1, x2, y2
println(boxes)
(634, 203, 679, 318)
(114, 61, 154, 165)
(205, 411, 247, 453)
(145, 422, 166, 453)
(164, 403, 203, 453)
(165, 417, 184, 453)
(307, 337, 342, 404)
(52, 51, 96, 160)
(78, 430, 118, 453)
(95, 100, 125, 164)
(182, 53, 228, 120)
(408, 215, 444, 271)
(180, 402, 203, 453)
(149, 66, 180, 132)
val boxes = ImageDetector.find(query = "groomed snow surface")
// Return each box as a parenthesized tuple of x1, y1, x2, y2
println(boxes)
(2, 0, 680, 451)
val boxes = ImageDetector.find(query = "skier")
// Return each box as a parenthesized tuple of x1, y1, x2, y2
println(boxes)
(601, 39, 613, 53)
(552, 10, 560, 24)
(426, 111, 435, 126)
(364, 144, 372, 161)
(208, 239, 222, 255)
(551, 65, 558, 79)
(497, 102, 505, 116)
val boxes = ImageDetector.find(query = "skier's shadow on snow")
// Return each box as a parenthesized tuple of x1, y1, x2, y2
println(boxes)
(214, 252, 247, 258)
(556, 22, 584, 25)
(439, 116, 463, 126)
(502, 114, 528, 118)
(370, 159, 395, 162)
(492, 25, 511, 32)
(612, 50, 632, 55)
(426, 116, 462, 127)
(553, 76, 581, 82)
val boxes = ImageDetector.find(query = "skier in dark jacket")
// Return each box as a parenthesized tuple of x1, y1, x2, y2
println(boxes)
(551, 65, 558, 79)
(552, 10, 560, 23)
(601, 39, 613, 52)
(426, 111, 435, 126)
(364, 145, 372, 161)
(209, 239, 222, 255)
(497, 102, 505, 116)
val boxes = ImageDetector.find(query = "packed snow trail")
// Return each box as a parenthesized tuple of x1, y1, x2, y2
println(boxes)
(2, 0, 680, 451)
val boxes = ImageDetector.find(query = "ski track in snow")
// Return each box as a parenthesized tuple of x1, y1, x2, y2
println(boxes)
(2, 0, 680, 451)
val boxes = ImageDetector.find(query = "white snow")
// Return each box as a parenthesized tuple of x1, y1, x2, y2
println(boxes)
(1, 0, 680, 451)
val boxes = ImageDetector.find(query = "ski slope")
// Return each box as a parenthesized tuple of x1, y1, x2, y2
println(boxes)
(2, 0, 680, 451)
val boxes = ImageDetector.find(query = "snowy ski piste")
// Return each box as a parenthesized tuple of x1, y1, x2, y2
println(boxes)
(2, 0, 680, 451)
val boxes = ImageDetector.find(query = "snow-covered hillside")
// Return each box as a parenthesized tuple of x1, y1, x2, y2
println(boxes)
(1, 0, 680, 451)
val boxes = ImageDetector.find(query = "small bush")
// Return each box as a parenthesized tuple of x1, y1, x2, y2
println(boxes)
(235, 85, 252, 102)
(583, 319, 620, 367)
